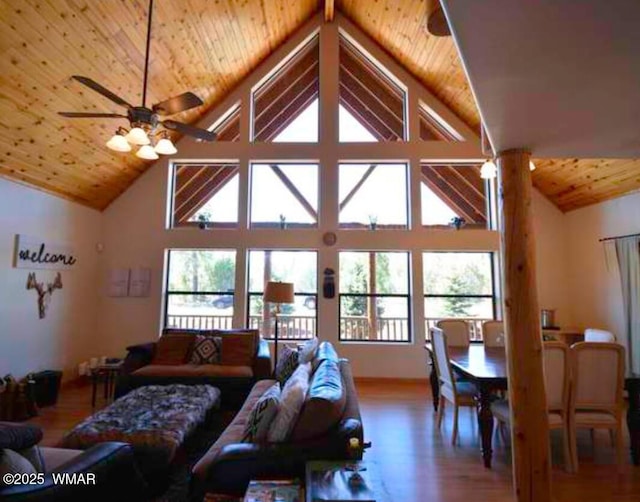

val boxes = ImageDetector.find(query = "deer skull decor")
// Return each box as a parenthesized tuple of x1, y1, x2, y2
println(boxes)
(26, 272, 63, 319)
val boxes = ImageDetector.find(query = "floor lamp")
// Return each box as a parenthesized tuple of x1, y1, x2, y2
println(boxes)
(264, 281, 295, 372)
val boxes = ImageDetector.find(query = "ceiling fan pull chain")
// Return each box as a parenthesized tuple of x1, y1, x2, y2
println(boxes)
(142, 0, 154, 108)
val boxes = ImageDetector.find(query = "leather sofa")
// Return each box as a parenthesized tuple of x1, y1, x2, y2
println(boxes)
(0, 422, 148, 501)
(189, 342, 363, 500)
(115, 329, 272, 408)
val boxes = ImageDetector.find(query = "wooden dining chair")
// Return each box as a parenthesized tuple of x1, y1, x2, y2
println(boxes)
(491, 341, 574, 471)
(584, 328, 616, 342)
(569, 342, 626, 471)
(431, 327, 477, 445)
(436, 319, 470, 347)
(482, 320, 505, 347)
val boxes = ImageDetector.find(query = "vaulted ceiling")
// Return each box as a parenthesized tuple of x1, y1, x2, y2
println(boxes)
(0, 0, 637, 212)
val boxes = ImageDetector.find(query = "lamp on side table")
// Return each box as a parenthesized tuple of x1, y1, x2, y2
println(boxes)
(264, 281, 294, 372)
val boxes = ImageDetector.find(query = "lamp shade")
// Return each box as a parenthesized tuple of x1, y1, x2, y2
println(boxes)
(529, 160, 536, 171)
(264, 281, 294, 304)
(154, 137, 177, 155)
(135, 144, 159, 160)
(126, 126, 150, 145)
(106, 133, 131, 152)
(480, 159, 497, 179)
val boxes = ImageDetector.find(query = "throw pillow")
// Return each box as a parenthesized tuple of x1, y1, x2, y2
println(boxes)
(153, 334, 195, 365)
(0, 449, 37, 478)
(298, 337, 319, 364)
(0, 422, 43, 450)
(189, 335, 222, 365)
(267, 363, 311, 442)
(221, 334, 255, 366)
(276, 345, 299, 385)
(243, 383, 281, 442)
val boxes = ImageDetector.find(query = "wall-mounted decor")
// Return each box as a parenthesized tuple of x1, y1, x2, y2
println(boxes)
(26, 272, 63, 319)
(129, 267, 151, 297)
(14, 235, 77, 270)
(107, 269, 130, 297)
(106, 267, 151, 297)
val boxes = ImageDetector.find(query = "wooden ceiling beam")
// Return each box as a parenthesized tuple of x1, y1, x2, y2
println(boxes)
(174, 166, 225, 216)
(339, 164, 378, 211)
(421, 166, 486, 223)
(269, 164, 318, 220)
(175, 166, 239, 222)
(325, 0, 335, 22)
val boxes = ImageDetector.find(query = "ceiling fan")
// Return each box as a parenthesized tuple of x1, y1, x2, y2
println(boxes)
(58, 0, 215, 160)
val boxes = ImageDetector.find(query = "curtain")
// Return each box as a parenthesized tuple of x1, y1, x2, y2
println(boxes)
(615, 236, 640, 373)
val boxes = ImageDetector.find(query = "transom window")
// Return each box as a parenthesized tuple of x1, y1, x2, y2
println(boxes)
(164, 250, 236, 330)
(339, 251, 411, 342)
(247, 250, 317, 340)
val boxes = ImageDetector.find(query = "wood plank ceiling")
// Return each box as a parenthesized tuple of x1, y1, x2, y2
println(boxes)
(0, 0, 637, 212)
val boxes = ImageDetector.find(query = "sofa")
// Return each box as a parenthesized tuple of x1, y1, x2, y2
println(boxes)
(115, 329, 271, 408)
(189, 341, 364, 499)
(0, 421, 148, 501)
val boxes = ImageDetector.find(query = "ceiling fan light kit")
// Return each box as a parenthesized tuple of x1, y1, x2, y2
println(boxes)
(59, 0, 215, 161)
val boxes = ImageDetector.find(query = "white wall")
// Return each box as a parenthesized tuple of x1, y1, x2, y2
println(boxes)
(0, 178, 102, 380)
(564, 191, 640, 353)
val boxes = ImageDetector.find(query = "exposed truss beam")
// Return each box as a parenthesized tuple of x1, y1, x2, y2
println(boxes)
(339, 164, 378, 210)
(269, 164, 318, 220)
(325, 0, 335, 22)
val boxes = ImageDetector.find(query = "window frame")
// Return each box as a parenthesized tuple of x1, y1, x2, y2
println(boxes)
(422, 251, 498, 321)
(338, 251, 412, 344)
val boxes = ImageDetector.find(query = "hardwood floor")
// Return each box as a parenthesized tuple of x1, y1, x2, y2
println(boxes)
(28, 379, 640, 501)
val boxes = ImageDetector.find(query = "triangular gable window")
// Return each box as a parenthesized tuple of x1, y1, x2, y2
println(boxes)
(420, 163, 487, 228)
(172, 163, 239, 228)
(419, 101, 463, 142)
(252, 35, 319, 142)
(339, 34, 407, 142)
(210, 103, 240, 142)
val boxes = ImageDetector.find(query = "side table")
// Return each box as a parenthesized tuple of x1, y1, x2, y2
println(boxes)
(90, 362, 123, 408)
(306, 460, 390, 502)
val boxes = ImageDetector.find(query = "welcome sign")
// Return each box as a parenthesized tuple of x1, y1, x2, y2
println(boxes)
(14, 235, 78, 270)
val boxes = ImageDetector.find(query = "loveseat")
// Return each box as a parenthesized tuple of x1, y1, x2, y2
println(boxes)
(0, 421, 148, 501)
(189, 341, 364, 499)
(115, 329, 271, 408)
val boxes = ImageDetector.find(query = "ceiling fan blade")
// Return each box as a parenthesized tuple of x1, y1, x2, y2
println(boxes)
(58, 112, 127, 118)
(153, 92, 204, 116)
(72, 76, 133, 108)
(162, 120, 216, 141)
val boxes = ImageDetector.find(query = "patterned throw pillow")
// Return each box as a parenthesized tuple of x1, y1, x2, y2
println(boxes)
(189, 336, 222, 365)
(267, 363, 311, 442)
(153, 334, 195, 365)
(243, 383, 281, 442)
(276, 345, 299, 386)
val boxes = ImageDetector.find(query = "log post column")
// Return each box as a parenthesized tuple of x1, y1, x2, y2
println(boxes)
(497, 149, 552, 502)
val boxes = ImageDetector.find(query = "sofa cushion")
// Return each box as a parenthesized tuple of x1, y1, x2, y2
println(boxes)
(243, 383, 281, 442)
(221, 334, 256, 366)
(192, 379, 277, 479)
(132, 364, 253, 378)
(189, 336, 222, 365)
(18, 446, 44, 473)
(39, 446, 83, 472)
(153, 334, 195, 365)
(291, 359, 346, 441)
(298, 337, 319, 364)
(268, 363, 311, 442)
(275, 345, 299, 385)
(0, 448, 37, 477)
(311, 341, 339, 372)
(0, 422, 43, 450)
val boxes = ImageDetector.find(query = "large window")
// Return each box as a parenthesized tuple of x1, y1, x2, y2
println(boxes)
(165, 250, 237, 330)
(247, 250, 317, 340)
(250, 163, 319, 228)
(423, 252, 495, 338)
(171, 163, 239, 229)
(339, 163, 409, 229)
(339, 251, 410, 342)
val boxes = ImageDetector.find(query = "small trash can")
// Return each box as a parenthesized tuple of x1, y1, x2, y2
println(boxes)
(31, 370, 62, 407)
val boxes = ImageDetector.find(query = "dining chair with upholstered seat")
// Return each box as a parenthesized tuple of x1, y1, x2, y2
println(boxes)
(583, 328, 616, 343)
(482, 320, 505, 347)
(436, 319, 470, 347)
(569, 342, 625, 471)
(491, 341, 574, 472)
(431, 327, 477, 445)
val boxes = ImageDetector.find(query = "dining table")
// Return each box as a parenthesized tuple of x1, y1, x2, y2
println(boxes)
(424, 342, 640, 468)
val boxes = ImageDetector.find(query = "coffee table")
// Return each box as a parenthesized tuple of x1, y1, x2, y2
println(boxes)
(306, 461, 391, 502)
(62, 384, 221, 481)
